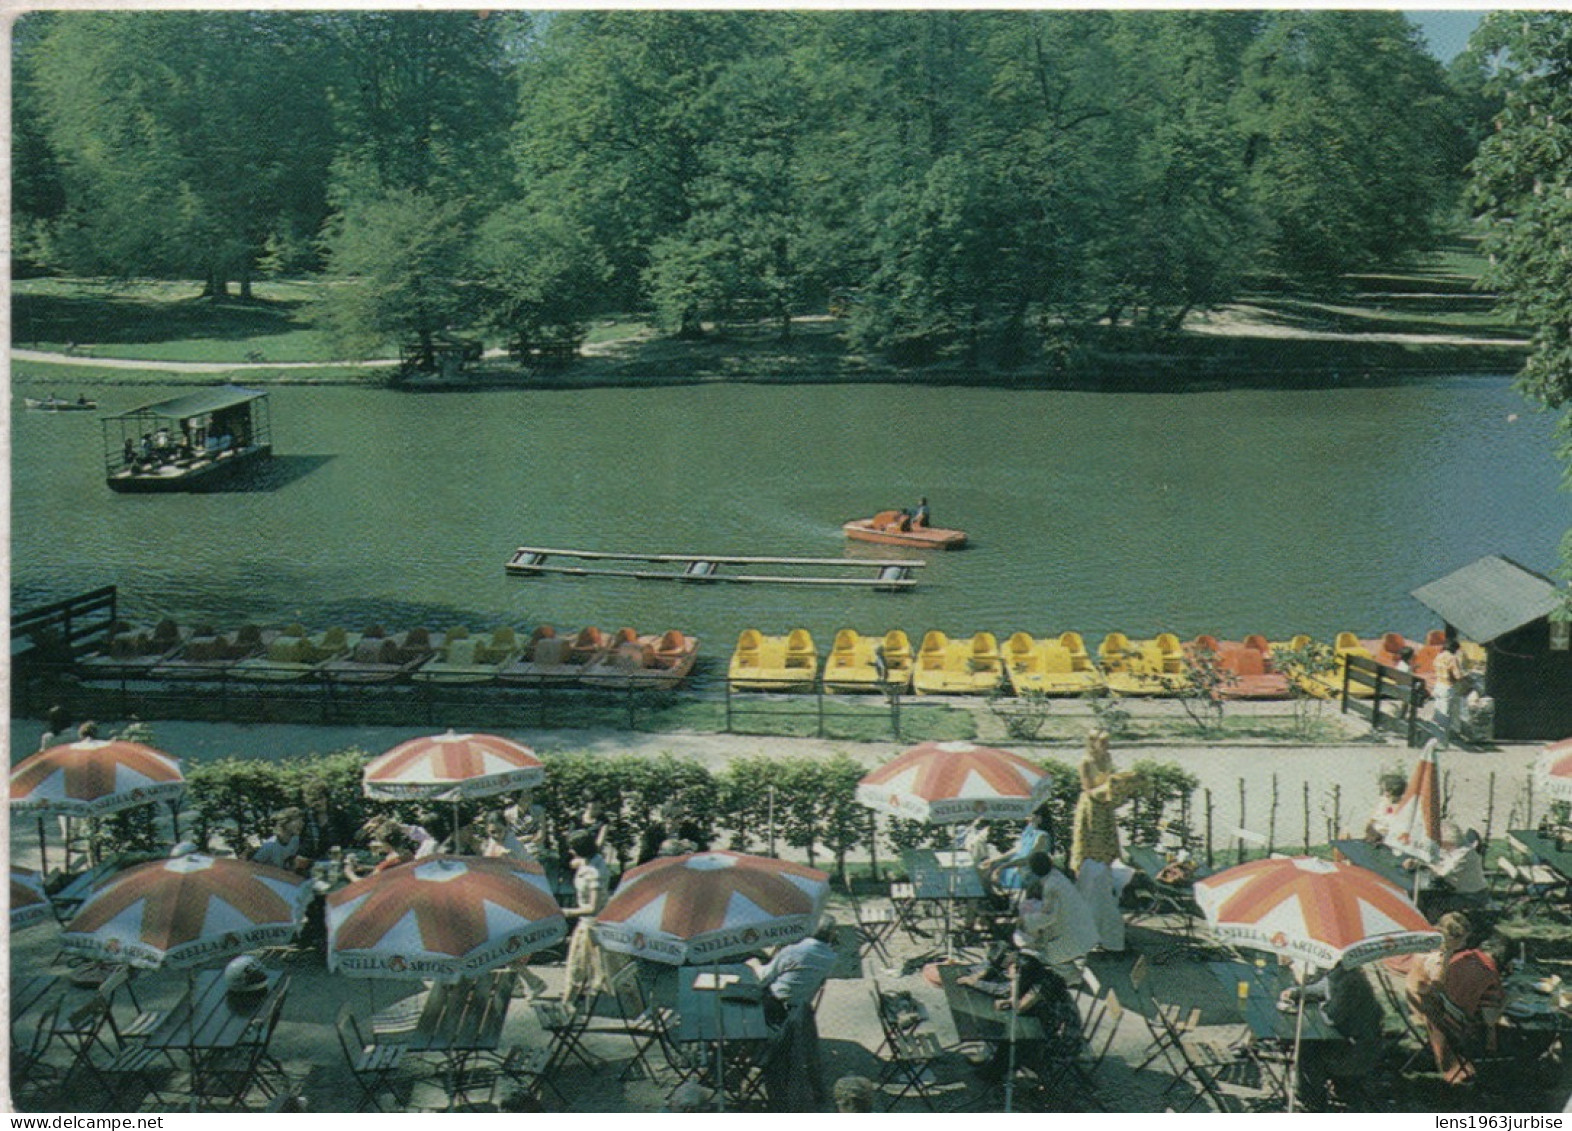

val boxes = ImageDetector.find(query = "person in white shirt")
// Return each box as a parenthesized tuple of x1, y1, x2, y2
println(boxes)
(1015, 857, 1101, 972)
(754, 920, 839, 1026)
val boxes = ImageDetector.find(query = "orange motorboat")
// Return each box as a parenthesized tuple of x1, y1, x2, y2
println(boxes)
(844, 510, 966, 550)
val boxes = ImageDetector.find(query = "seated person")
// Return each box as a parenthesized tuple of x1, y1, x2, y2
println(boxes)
(983, 806, 1055, 897)
(752, 920, 840, 1027)
(1428, 930, 1507, 1085)
(1014, 860, 1100, 971)
(250, 807, 308, 873)
(504, 789, 549, 856)
(483, 811, 533, 862)
(1404, 822, 1490, 917)
(299, 781, 352, 861)
(345, 822, 415, 881)
(1280, 963, 1385, 1108)
(957, 948, 1081, 1084)
(1364, 773, 1407, 843)
(911, 497, 930, 529)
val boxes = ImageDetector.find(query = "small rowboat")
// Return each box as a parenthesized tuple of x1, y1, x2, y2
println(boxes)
(25, 396, 97, 412)
(844, 511, 966, 550)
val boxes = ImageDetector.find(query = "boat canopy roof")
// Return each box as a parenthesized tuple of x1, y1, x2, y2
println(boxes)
(110, 385, 267, 423)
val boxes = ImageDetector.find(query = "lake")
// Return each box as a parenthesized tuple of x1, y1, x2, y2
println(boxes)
(12, 376, 1568, 654)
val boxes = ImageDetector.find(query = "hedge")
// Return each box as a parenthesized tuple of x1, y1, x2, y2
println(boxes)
(96, 743, 1198, 883)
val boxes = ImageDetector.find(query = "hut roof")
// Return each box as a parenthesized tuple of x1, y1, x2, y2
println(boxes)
(1410, 555, 1563, 643)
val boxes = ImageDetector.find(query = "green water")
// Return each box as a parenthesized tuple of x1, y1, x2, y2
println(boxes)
(12, 377, 1568, 654)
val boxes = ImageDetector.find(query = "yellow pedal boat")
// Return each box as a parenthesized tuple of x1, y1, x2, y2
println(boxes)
(823, 628, 914, 693)
(1002, 632, 1106, 696)
(729, 628, 818, 691)
(1096, 632, 1188, 696)
(913, 630, 1004, 695)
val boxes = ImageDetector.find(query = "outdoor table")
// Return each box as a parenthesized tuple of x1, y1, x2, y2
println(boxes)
(1499, 965, 1572, 1061)
(1206, 958, 1343, 1107)
(1508, 829, 1572, 883)
(897, 849, 989, 948)
(405, 970, 516, 1053)
(144, 969, 284, 1102)
(146, 969, 282, 1053)
(936, 962, 1046, 1045)
(1330, 839, 1415, 893)
(673, 965, 771, 1107)
(404, 970, 517, 1110)
(936, 962, 1048, 1110)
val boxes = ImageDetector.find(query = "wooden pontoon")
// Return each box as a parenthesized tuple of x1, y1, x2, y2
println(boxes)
(505, 546, 922, 590)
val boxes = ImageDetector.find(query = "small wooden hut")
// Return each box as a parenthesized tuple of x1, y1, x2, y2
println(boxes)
(1411, 555, 1572, 741)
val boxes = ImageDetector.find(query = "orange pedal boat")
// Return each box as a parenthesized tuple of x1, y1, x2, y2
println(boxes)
(844, 510, 967, 550)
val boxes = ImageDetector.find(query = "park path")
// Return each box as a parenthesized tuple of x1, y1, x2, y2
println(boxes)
(11, 348, 393, 371)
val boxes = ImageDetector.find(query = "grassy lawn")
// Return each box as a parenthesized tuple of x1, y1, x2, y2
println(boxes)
(11, 276, 361, 363)
(11, 359, 387, 387)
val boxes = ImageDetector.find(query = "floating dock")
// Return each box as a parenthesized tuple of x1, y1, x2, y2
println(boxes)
(505, 546, 923, 590)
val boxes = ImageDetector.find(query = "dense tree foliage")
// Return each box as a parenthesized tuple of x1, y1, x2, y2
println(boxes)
(15, 9, 1474, 359)
(1468, 12, 1572, 586)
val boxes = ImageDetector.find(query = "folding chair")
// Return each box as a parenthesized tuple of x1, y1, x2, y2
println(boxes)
(51, 995, 124, 1097)
(869, 981, 944, 1110)
(99, 1043, 178, 1112)
(532, 998, 597, 1103)
(606, 962, 677, 1081)
(1157, 1007, 1261, 1112)
(841, 876, 901, 965)
(488, 1045, 556, 1109)
(335, 1003, 408, 1112)
(11, 999, 64, 1109)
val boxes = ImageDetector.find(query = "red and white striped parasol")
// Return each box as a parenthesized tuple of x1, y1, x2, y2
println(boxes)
(1533, 737, 1572, 803)
(60, 855, 312, 969)
(326, 855, 566, 982)
(11, 867, 52, 931)
(1194, 855, 1439, 970)
(362, 731, 544, 802)
(594, 851, 830, 965)
(10, 739, 184, 818)
(856, 740, 1052, 824)
(1384, 738, 1443, 863)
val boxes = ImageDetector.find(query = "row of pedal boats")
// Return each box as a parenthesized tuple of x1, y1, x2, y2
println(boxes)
(76, 618, 1477, 698)
(79, 621, 700, 690)
(730, 627, 1482, 696)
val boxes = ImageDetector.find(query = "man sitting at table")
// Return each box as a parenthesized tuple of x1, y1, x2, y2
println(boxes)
(1014, 857, 1101, 973)
(754, 919, 840, 1027)
(1403, 822, 1490, 918)
(251, 807, 308, 873)
(1279, 963, 1385, 1108)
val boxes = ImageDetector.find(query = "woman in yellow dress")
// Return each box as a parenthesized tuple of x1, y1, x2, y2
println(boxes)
(1071, 728, 1141, 951)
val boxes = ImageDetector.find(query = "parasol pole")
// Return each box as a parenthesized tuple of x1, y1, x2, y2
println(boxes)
(1288, 962, 1308, 1113)
(1004, 958, 1019, 1112)
(36, 815, 48, 874)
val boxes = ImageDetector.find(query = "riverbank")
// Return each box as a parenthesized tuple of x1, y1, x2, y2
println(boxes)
(10, 264, 1530, 392)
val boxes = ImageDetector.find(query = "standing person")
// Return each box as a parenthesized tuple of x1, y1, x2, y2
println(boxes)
(504, 789, 548, 857)
(753, 920, 840, 1027)
(1430, 639, 1465, 746)
(1070, 729, 1140, 952)
(562, 833, 611, 1002)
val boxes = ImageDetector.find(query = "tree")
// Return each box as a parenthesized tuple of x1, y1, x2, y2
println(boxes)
(1469, 12, 1572, 590)
(319, 11, 518, 204)
(27, 11, 337, 293)
(471, 201, 609, 351)
(315, 189, 475, 367)
(1233, 11, 1460, 284)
